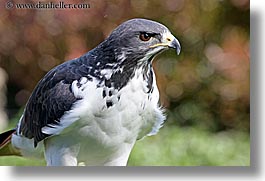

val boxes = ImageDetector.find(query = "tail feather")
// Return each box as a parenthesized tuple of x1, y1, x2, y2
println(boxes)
(0, 129, 21, 156)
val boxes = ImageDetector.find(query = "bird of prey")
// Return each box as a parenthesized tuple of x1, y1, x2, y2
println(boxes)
(0, 18, 181, 166)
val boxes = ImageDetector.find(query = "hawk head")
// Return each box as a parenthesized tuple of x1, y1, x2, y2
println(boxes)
(96, 18, 181, 67)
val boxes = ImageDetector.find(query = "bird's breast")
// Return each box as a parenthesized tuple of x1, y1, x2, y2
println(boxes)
(64, 68, 164, 143)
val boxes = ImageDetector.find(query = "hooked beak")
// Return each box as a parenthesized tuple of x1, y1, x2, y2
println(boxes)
(150, 31, 181, 55)
(168, 37, 181, 55)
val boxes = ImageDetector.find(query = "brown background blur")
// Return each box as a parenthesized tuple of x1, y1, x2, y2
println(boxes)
(0, 0, 249, 133)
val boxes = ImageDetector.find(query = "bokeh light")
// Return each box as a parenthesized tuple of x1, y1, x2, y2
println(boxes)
(0, 0, 249, 166)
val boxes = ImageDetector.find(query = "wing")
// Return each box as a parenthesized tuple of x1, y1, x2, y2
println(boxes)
(18, 56, 94, 146)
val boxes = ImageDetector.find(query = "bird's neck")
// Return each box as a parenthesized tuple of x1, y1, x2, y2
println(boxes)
(80, 44, 153, 92)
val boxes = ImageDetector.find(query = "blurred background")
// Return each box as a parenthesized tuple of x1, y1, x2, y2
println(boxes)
(0, 0, 249, 166)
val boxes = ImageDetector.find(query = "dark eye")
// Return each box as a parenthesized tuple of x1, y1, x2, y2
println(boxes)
(139, 32, 152, 41)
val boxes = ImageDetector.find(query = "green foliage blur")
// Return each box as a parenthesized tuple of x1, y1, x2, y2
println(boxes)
(0, 125, 250, 166)
(0, 0, 249, 166)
